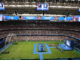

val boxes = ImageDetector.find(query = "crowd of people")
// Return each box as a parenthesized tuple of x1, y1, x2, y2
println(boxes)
(0, 22, 80, 41)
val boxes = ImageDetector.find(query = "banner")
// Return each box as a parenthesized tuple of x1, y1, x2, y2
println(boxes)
(55, 17, 59, 21)
(13, 16, 19, 20)
(64, 17, 73, 21)
(42, 16, 54, 20)
(19, 16, 24, 20)
(4, 16, 19, 20)
(74, 15, 80, 22)
(0, 15, 3, 21)
(59, 17, 64, 21)
(37, 16, 42, 20)
(79, 17, 80, 22)
(24, 16, 37, 20)
(73, 17, 76, 22)
(0, 15, 79, 22)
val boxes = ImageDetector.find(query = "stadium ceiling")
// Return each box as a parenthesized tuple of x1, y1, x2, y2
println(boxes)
(0, 0, 80, 3)
(0, 0, 80, 16)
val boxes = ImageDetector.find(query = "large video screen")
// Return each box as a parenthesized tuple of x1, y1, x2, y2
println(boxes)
(37, 3, 49, 11)
(0, 3, 5, 10)
(66, 40, 71, 47)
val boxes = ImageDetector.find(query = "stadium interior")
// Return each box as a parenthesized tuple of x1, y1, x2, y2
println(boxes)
(0, 0, 80, 60)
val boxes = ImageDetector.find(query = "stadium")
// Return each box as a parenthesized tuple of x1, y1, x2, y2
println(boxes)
(0, 0, 80, 60)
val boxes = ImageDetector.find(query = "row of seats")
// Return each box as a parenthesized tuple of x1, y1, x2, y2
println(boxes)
(0, 24, 80, 30)
(0, 22, 80, 40)
(0, 29, 80, 39)
(16, 36, 68, 41)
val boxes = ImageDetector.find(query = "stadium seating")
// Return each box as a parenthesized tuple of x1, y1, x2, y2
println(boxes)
(0, 22, 80, 39)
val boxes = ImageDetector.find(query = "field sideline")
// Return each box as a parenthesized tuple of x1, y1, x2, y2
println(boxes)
(0, 41, 80, 60)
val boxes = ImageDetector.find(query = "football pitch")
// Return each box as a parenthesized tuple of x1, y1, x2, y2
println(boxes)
(0, 41, 80, 60)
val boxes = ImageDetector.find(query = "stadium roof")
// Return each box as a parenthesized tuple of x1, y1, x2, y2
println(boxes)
(0, 0, 80, 16)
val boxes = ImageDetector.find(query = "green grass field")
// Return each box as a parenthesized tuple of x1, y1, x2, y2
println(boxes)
(0, 41, 80, 60)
